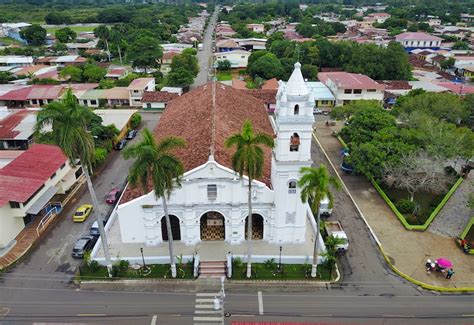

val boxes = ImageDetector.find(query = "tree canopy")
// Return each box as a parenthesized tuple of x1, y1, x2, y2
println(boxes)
(20, 24, 46, 46)
(55, 27, 77, 43)
(127, 36, 163, 72)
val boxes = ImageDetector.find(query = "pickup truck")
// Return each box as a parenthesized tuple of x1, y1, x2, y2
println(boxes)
(325, 221, 349, 253)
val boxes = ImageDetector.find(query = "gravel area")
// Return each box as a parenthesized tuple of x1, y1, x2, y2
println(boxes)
(429, 175, 473, 238)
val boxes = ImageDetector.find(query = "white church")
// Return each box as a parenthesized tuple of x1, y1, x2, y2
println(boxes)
(97, 63, 326, 268)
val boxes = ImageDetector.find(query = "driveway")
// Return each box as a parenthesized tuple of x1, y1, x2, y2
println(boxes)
(191, 7, 218, 88)
(0, 112, 161, 291)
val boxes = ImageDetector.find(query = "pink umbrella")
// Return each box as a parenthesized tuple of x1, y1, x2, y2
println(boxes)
(436, 258, 453, 268)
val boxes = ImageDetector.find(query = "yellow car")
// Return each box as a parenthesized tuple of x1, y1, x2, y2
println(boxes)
(73, 204, 93, 223)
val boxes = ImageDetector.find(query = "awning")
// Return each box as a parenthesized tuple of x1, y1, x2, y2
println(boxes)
(26, 186, 59, 215)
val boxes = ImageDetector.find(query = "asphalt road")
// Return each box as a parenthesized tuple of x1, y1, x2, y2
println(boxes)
(191, 7, 218, 88)
(0, 112, 161, 292)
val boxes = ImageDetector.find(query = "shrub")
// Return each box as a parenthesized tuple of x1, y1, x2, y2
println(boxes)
(111, 259, 129, 277)
(233, 256, 243, 268)
(264, 258, 277, 269)
(396, 199, 416, 214)
(130, 113, 142, 129)
(98, 98, 107, 107)
(88, 260, 101, 273)
(93, 147, 107, 166)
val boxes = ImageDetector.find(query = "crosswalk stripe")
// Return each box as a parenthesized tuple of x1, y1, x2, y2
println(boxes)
(196, 298, 215, 303)
(196, 292, 219, 297)
(195, 304, 214, 309)
(195, 310, 221, 314)
(194, 316, 222, 321)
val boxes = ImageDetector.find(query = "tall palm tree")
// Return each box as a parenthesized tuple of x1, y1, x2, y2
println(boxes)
(122, 128, 186, 278)
(35, 89, 113, 275)
(322, 235, 346, 275)
(225, 119, 274, 278)
(298, 165, 341, 278)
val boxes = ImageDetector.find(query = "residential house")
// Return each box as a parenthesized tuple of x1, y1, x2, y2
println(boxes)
(78, 87, 129, 108)
(128, 78, 155, 107)
(460, 14, 474, 24)
(0, 144, 80, 249)
(0, 85, 65, 108)
(141, 91, 179, 110)
(306, 82, 336, 110)
(395, 32, 443, 52)
(366, 12, 391, 24)
(214, 50, 251, 69)
(105, 67, 129, 80)
(35, 55, 87, 66)
(66, 39, 99, 53)
(318, 72, 385, 106)
(247, 23, 265, 33)
(0, 108, 37, 150)
(161, 43, 194, 53)
(234, 38, 267, 51)
(160, 87, 184, 96)
(159, 52, 179, 75)
(428, 18, 442, 27)
(93, 109, 138, 141)
(0, 56, 33, 67)
(215, 39, 241, 52)
(434, 82, 474, 95)
(462, 66, 474, 80)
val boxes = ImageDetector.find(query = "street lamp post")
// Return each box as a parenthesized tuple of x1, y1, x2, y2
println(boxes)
(140, 247, 146, 269)
(279, 246, 282, 270)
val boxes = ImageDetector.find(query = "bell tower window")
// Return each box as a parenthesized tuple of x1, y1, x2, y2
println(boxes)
(294, 104, 299, 115)
(290, 133, 300, 152)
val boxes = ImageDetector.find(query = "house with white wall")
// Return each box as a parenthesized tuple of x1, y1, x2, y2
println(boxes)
(247, 23, 265, 33)
(395, 32, 443, 52)
(127, 78, 155, 107)
(141, 91, 179, 111)
(318, 72, 385, 106)
(214, 50, 251, 69)
(0, 144, 79, 250)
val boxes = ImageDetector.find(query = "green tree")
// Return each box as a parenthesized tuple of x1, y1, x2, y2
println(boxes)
(323, 235, 346, 275)
(94, 25, 111, 61)
(247, 53, 284, 80)
(452, 41, 469, 50)
(34, 90, 112, 275)
(225, 120, 274, 278)
(170, 52, 199, 76)
(298, 165, 341, 277)
(0, 71, 15, 84)
(55, 27, 77, 43)
(167, 67, 195, 87)
(440, 57, 455, 70)
(45, 12, 71, 25)
(59, 65, 82, 83)
(301, 64, 318, 80)
(20, 24, 46, 46)
(82, 64, 106, 83)
(217, 59, 232, 71)
(123, 128, 186, 278)
(128, 36, 163, 73)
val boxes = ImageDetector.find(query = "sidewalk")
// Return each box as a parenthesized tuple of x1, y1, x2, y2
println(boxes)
(314, 120, 474, 290)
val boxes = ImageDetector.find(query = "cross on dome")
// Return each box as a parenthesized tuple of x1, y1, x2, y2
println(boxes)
(285, 62, 309, 96)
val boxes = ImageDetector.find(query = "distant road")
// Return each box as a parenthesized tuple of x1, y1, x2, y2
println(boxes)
(191, 6, 218, 89)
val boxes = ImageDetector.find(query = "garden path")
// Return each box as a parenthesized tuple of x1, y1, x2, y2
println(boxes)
(429, 176, 473, 238)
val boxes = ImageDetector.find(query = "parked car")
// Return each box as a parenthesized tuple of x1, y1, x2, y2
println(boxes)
(73, 204, 93, 223)
(105, 188, 121, 204)
(313, 108, 323, 114)
(71, 235, 96, 258)
(325, 221, 349, 253)
(90, 220, 107, 237)
(322, 110, 330, 115)
(126, 129, 138, 140)
(115, 139, 127, 150)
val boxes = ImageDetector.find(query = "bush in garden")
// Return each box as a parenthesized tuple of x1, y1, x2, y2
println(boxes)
(396, 199, 416, 214)
(130, 113, 142, 129)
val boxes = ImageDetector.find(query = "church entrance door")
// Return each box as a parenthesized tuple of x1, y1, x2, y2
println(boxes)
(200, 211, 225, 241)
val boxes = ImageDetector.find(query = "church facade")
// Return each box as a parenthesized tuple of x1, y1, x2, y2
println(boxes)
(115, 63, 323, 260)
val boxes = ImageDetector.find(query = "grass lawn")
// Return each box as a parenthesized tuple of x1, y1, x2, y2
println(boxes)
(217, 71, 232, 81)
(78, 263, 194, 281)
(231, 263, 333, 281)
(45, 25, 99, 35)
(0, 37, 23, 46)
(380, 183, 448, 225)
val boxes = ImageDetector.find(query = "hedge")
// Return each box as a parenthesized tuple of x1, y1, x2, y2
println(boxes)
(372, 177, 464, 231)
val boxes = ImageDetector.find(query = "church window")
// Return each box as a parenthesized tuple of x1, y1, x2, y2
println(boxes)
(294, 104, 299, 115)
(288, 180, 297, 194)
(207, 184, 217, 201)
(290, 133, 300, 152)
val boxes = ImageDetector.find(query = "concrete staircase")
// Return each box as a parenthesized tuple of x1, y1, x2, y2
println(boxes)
(199, 261, 226, 278)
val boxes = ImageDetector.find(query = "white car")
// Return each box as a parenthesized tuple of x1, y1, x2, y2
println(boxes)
(313, 108, 323, 114)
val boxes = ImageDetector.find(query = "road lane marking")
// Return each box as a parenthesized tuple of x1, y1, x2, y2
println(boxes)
(258, 291, 264, 315)
(76, 313, 107, 317)
(151, 315, 157, 325)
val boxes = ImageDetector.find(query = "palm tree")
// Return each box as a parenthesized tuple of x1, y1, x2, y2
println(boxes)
(35, 89, 113, 275)
(225, 119, 274, 278)
(122, 128, 186, 278)
(322, 235, 346, 275)
(298, 165, 341, 278)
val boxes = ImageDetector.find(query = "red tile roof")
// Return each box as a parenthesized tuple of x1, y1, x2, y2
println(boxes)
(162, 52, 180, 60)
(395, 32, 442, 41)
(121, 83, 274, 203)
(318, 72, 385, 90)
(0, 144, 67, 206)
(0, 85, 64, 101)
(246, 89, 277, 104)
(378, 80, 412, 90)
(231, 79, 247, 90)
(262, 78, 279, 90)
(141, 91, 179, 103)
(434, 82, 474, 94)
(0, 86, 32, 101)
(0, 109, 35, 139)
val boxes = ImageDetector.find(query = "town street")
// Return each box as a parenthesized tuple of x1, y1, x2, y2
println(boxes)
(191, 7, 218, 88)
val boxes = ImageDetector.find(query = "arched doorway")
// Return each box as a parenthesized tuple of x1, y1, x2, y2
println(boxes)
(161, 215, 181, 241)
(245, 214, 264, 240)
(200, 211, 225, 241)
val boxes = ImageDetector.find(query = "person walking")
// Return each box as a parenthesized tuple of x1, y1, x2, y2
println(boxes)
(446, 268, 455, 279)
